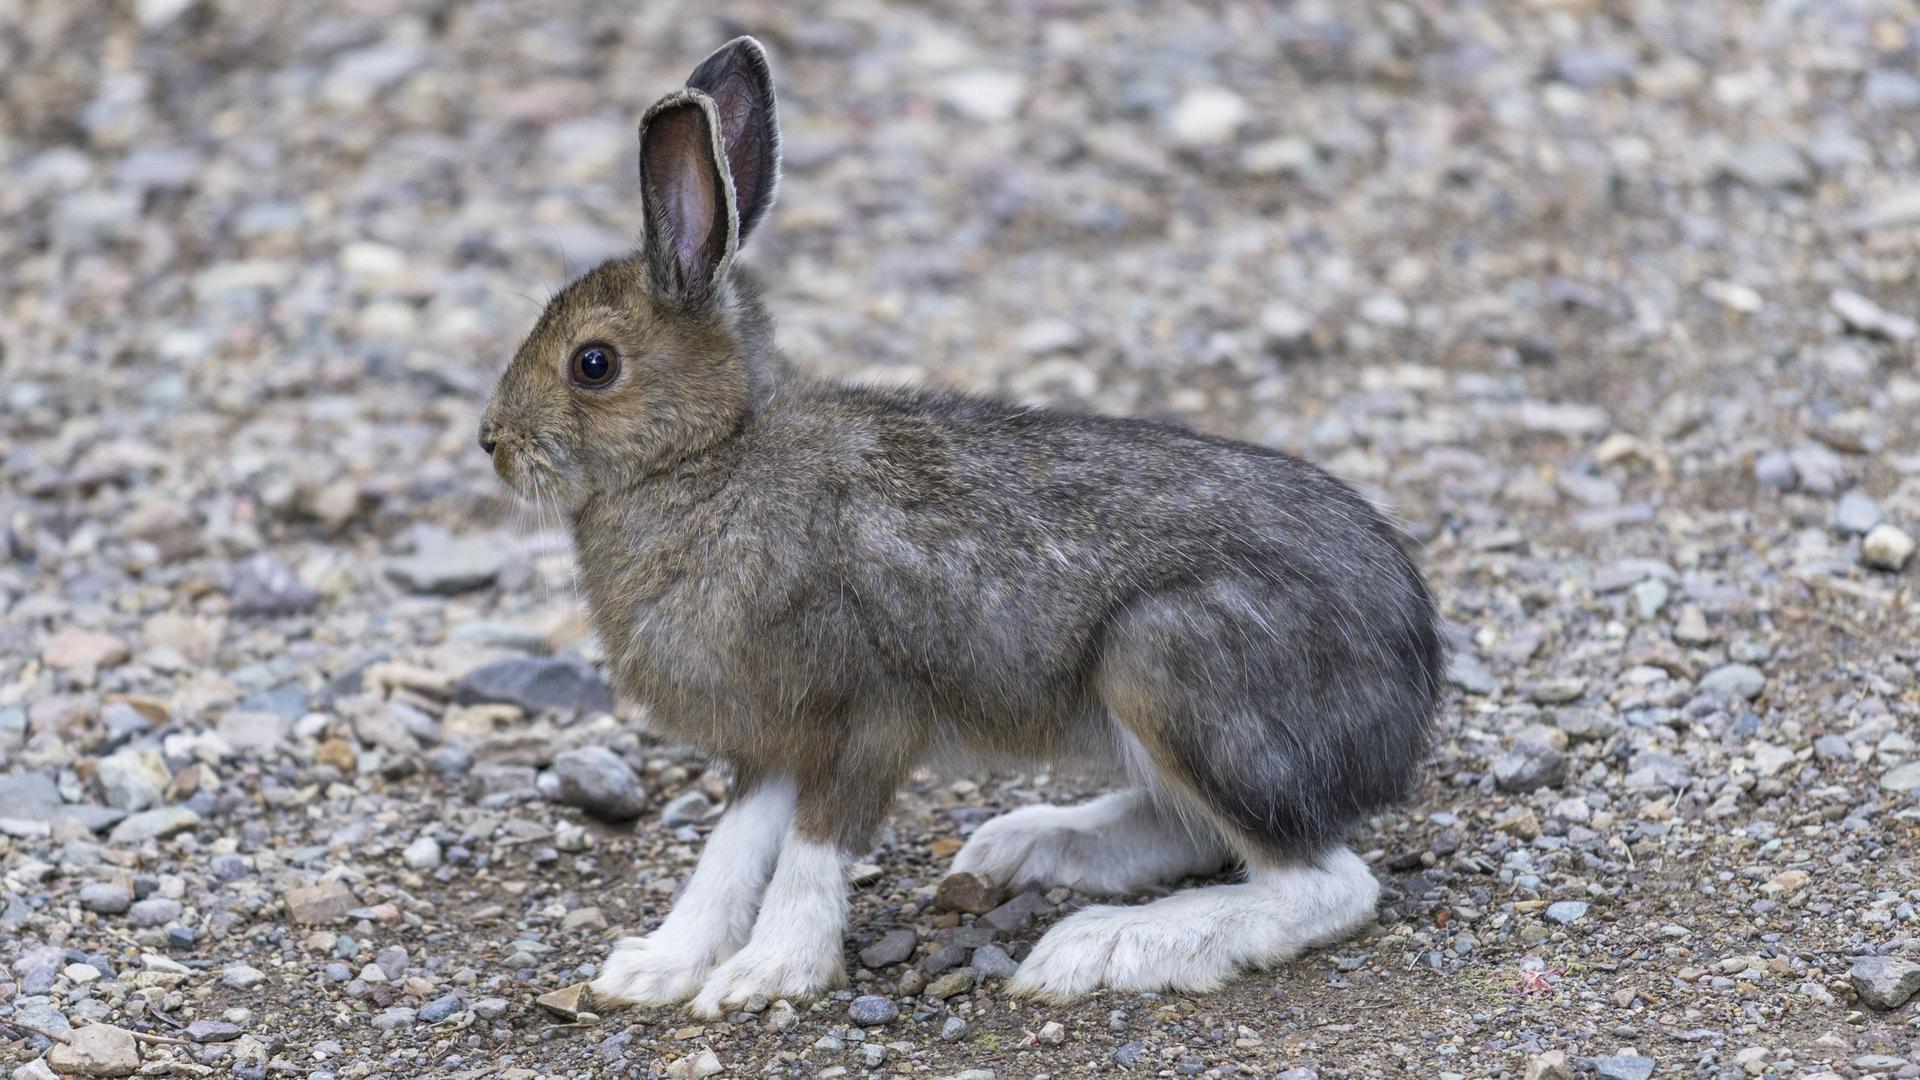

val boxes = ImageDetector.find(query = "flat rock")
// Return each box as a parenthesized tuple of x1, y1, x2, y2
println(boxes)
(1697, 663, 1765, 702)
(284, 880, 358, 924)
(847, 994, 899, 1026)
(453, 657, 613, 716)
(42, 628, 131, 671)
(48, 1023, 140, 1077)
(1591, 1055, 1654, 1080)
(538, 981, 587, 1019)
(550, 746, 647, 820)
(933, 871, 1002, 915)
(186, 1019, 244, 1042)
(385, 534, 508, 595)
(859, 928, 918, 969)
(1850, 955, 1920, 1009)
(96, 748, 171, 811)
(107, 806, 200, 844)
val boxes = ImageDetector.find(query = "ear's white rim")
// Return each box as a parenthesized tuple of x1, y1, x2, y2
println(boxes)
(691, 34, 782, 240)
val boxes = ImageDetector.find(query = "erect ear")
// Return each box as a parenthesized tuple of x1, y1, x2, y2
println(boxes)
(638, 91, 734, 301)
(685, 36, 781, 247)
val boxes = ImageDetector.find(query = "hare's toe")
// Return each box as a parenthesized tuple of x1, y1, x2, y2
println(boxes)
(589, 936, 711, 1007)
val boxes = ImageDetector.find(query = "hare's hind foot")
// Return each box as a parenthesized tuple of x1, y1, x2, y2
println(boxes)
(1007, 845, 1379, 1002)
(951, 788, 1231, 895)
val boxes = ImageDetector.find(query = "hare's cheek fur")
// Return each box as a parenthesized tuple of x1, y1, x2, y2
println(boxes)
(512, 38, 1444, 1012)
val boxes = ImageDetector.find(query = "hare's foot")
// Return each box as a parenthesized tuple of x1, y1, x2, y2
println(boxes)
(590, 779, 795, 1008)
(1008, 845, 1378, 1002)
(951, 789, 1231, 895)
(688, 833, 848, 1017)
(591, 935, 713, 1005)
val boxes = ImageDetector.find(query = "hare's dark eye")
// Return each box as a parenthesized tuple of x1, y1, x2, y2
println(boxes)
(569, 343, 618, 388)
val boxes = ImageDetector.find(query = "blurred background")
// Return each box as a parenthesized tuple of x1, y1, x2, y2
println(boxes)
(3, 0, 1919, 1075)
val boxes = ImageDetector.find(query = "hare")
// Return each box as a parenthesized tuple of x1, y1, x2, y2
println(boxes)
(478, 37, 1443, 1015)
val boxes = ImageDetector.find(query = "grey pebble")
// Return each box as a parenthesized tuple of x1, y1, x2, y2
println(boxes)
(847, 994, 899, 1026)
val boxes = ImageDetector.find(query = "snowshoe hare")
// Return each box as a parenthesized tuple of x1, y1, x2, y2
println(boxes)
(477, 37, 1443, 1013)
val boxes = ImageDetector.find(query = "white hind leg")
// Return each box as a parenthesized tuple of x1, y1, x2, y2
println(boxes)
(1008, 844, 1379, 1002)
(951, 789, 1232, 895)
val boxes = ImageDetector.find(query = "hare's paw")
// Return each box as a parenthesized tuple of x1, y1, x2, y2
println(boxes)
(687, 928, 845, 1018)
(589, 935, 712, 1007)
(953, 794, 1226, 895)
(1007, 900, 1236, 1003)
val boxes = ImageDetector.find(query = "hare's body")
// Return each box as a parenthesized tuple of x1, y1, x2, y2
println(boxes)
(480, 38, 1443, 1012)
(573, 368, 1438, 861)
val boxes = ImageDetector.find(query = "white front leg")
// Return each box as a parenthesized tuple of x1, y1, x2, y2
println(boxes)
(688, 827, 849, 1017)
(591, 777, 795, 1006)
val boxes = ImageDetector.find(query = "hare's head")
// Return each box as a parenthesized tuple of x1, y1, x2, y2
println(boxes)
(479, 37, 781, 507)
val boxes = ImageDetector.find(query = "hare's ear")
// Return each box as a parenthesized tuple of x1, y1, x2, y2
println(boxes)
(686, 36, 781, 246)
(638, 91, 734, 301)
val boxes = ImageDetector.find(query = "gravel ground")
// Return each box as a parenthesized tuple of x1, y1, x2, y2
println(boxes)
(5, 1, 1920, 1077)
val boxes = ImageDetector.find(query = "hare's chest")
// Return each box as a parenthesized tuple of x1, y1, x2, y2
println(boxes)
(574, 535, 771, 710)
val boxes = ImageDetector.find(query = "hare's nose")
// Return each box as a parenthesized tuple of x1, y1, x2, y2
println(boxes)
(477, 421, 497, 456)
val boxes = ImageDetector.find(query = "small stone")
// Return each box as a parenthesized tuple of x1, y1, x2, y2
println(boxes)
(940, 1015, 968, 1041)
(371, 1006, 417, 1032)
(47, 1023, 140, 1077)
(1525, 1051, 1573, 1080)
(1832, 289, 1918, 342)
(970, 944, 1019, 979)
(1881, 761, 1920, 794)
(983, 890, 1047, 932)
(285, 881, 357, 924)
(1833, 490, 1881, 535)
(222, 963, 267, 989)
(1493, 738, 1566, 792)
(1697, 663, 1765, 702)
(659, 789, 713, 826)
(1753, 450, 1796, 490)
(107, 806, 200, 844)
(13, 1059, 60, 1080)
(1720, 140, 1812, 189)
(216, 711, 290, 757)
(1591, 1055, 1655, 1080)
(1544, 901, 1589, 925)
(848, 995, 899, 1026)
(1849, 955, 1920, 1009)
(401, 835, 443, 870)
(228, 554, 321, 617)
(127, 897, 183, 927)
(454, 657, 613, 716)
(535, 899, 596, 931)
(419, 994, 465, 1023)
(42, 628, 131, 672)
(80, 881, 133, 915)
(933, 871, 1001, 914)
(1169, 86, 1249, 146)
(1260, 303, 1314, 351)
(666, 1049, 723, 1080)
(1525, 677, 1586, 704)
(934, 69, 1026, 123)
(1113, 1041, 1146, 1066)
(95, 749, 171, 811)
(187, 1019, 244, 1043)
(1861, 523, 1915, 571)
(1012, 318, 1085, 356)
(537, 982, 587, 1019)
(859, 929, 917, 969)
(551, 747, 648, 821)
(1037, 1020, 1066, 1044)
(925, 969, 975, 999)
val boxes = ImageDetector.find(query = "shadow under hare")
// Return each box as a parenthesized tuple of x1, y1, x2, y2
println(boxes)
(478, 37, 1443, 1014)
